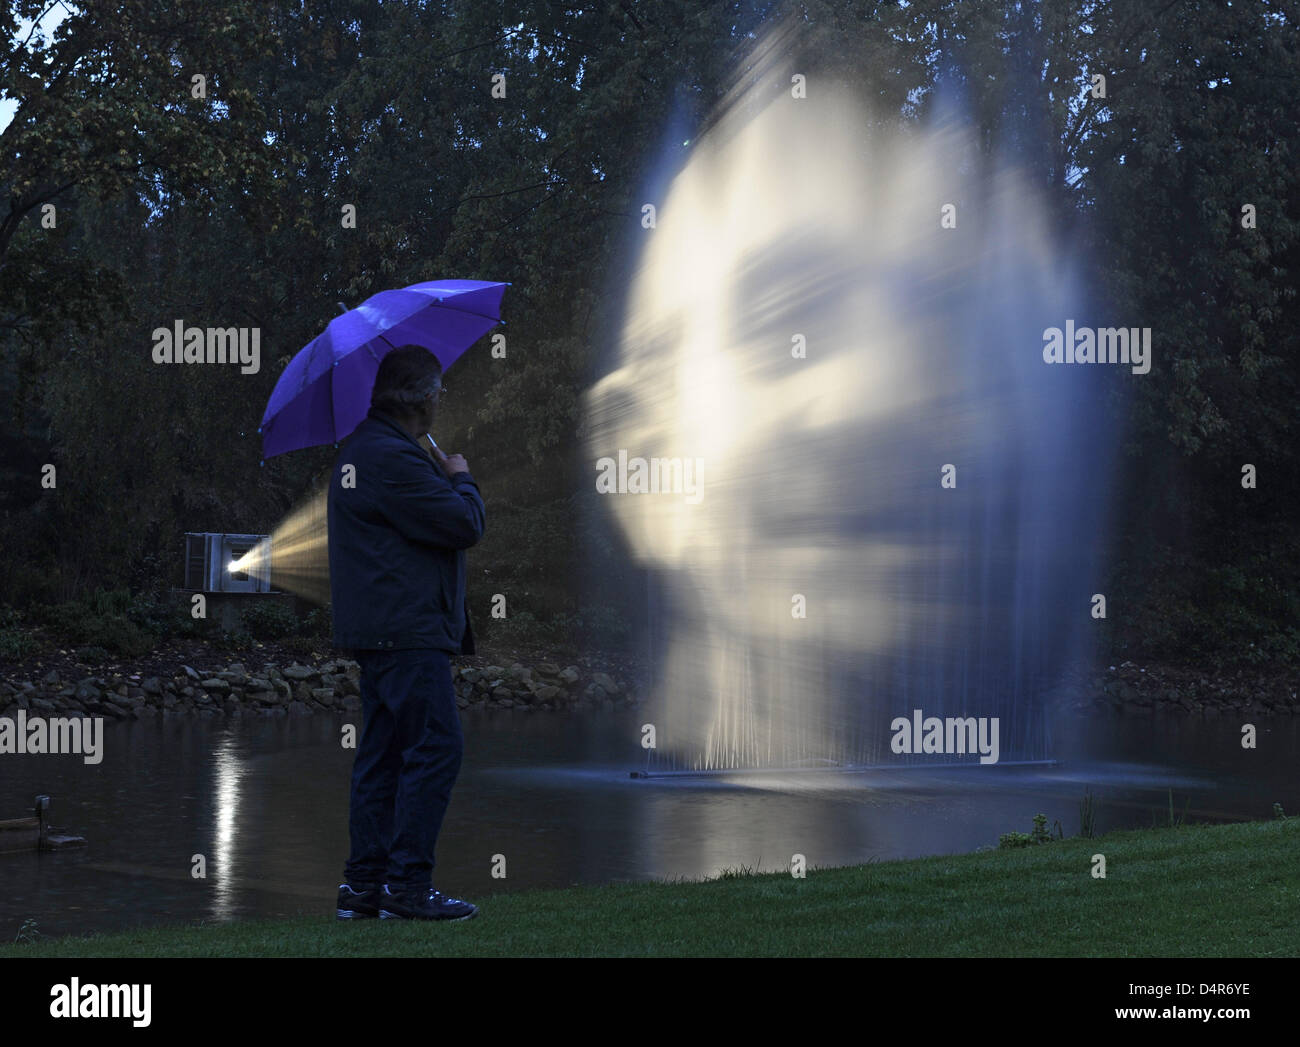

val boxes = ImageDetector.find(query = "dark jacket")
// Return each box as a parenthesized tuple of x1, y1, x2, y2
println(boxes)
(328, 407, 484, 655)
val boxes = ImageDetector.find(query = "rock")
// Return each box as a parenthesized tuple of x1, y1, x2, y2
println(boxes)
(558, 667, 580, 685)
(247, 678, 272, 692)
(491, 686, 511, 701)
(42, 670, 60, 686)
(246, 690, 278, 705)
(535, 685, 561, 701)
(591, 672, 619, 693)
(282, 665, 317, 681)
(142, 677, 164, 696)
(31, 697, 56, 712)
(456, 697, 469, 709)
(536, 662, 561, 677)
(294, 681, 314, 702)
(227, 663, 246, 675)
(75, 681, 101, 701)
(287, 700, 309, 716)
(201, 678, 231, 693)
(461, 669, 480, 684)
(183, 665, 201, 680)
(311, 687, 337, 707)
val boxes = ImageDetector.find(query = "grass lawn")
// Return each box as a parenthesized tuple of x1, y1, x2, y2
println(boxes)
(3, 819, 1296, 958)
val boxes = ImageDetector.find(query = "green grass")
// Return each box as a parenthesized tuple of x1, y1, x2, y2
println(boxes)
(4, 819, 1297, 957)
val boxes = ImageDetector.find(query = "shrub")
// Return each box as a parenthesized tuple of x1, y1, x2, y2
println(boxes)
(302, 605, 333, 638)
(32, 590, 156, 657)
(0, 627, 36, 660)
(240, 602, 299, 640)
(79, 615, 153, 657)
(998, 813, 1062, 849)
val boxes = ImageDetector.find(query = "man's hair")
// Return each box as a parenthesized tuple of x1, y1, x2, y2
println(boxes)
(371, 345, 443, 413)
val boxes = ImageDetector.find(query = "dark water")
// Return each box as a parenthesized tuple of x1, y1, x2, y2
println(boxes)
(0, 707, 1295, 940)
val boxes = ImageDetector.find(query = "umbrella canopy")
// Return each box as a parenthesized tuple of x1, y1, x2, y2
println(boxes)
(260, 279, 508, 459)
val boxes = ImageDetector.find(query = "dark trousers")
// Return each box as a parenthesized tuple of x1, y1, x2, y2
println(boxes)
(343, 648, 464, 893)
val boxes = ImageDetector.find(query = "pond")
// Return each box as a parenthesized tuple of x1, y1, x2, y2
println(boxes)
(0, 707, 1294, 940)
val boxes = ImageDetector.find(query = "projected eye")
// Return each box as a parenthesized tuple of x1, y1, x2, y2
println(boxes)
(729, 237, 865, 373)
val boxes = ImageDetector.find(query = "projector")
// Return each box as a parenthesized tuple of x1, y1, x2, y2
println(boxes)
(183, 532, 272, 593)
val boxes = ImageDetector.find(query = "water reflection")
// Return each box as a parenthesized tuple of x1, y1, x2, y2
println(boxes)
(210, 734, 242, 921)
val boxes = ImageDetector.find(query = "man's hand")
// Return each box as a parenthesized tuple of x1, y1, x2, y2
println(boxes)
(430, 444, 470, 478)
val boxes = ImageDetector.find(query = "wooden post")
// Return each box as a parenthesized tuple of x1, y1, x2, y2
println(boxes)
(35, 794, 49, 849)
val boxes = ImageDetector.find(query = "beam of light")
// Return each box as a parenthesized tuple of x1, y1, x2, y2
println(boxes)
(586, 61, 1111, 771)
(220, 488, 331, 602)
(265, 487, 331, 605)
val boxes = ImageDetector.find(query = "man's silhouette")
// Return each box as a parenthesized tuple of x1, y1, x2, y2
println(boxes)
(328, 345, 484, 921)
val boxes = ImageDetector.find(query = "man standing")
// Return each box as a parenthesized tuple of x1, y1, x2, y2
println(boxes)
(328, 345, 484, 921)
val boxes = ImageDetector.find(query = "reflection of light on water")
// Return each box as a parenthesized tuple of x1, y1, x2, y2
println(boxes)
(587, 40, 1106, 772)
(210, 734, 242, 921)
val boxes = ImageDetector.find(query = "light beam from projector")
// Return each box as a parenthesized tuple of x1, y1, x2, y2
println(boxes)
(267, 486, 331, 605)
(230, 487, 331, 606)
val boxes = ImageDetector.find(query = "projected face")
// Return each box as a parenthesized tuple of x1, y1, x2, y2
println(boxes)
(588, 88, 1089, 769)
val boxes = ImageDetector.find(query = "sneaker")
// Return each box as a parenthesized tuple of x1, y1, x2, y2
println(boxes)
(336, 883, 382, 920)
(378, 884, 478, 921)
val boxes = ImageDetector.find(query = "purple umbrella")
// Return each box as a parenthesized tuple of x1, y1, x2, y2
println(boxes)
(259, 279, 508, 459)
